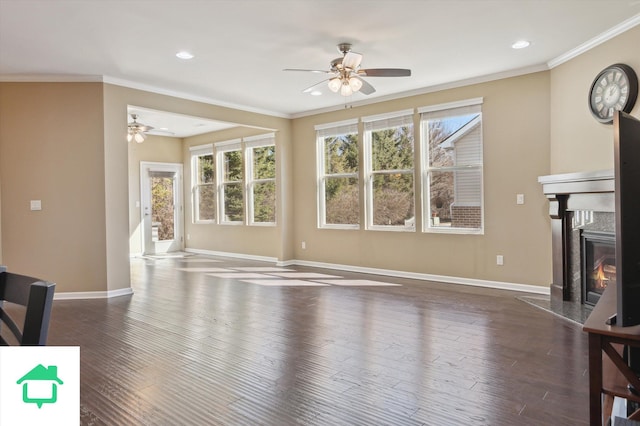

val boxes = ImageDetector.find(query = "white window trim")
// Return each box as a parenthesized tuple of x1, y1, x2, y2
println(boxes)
(314, 119, 358, 132)
(363, 111, 415, 232)
(316, 121, 360, 230)
(417, 97, 483, 114)
(245, 134, 276, 226)
(420, 100, 484, 234)
(361, 109, 414, 123)
(244, 132, 276, 145)
(216, 139, 244, 225)
(190, 144, 215, 224)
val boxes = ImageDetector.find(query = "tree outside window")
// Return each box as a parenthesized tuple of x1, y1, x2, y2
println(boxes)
(364, 112, 414, 230)
(249, 143, 276, 224)
(192, 149, 215, 222)
(221, 148, 244, 222)
(317, 121, 359, 228)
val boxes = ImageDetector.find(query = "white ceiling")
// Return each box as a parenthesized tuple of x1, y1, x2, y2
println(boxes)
(127, 106, 238, 138)
(1, 1, 639, 136)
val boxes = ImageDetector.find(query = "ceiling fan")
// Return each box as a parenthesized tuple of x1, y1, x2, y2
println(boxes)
(284, 43, 411, 97)
(127, 114, 154, 143)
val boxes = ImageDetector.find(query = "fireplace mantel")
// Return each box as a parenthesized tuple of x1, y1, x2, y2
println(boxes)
(538, 170, 615, 303)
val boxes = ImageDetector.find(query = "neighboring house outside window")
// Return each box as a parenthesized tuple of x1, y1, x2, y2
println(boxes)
(362, 110, 415, 231)
(216, 139, 244, 224)
(245, 133, 276, 225)
(316, 119, 360, 229)
(420, 98, 484, 233)
(190, 144, 215, 223)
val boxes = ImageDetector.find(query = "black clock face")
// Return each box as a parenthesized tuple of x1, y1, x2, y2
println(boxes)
(589, 64, 638, 124)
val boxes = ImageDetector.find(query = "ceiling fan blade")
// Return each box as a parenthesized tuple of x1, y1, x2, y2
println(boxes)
(359, 68, 411, 77)
(129, 124, 154, 133)
(148, 129, 174, 136)
(342, 52, 363, 70)
(356, 77, 376, 95)
(283, 68, 330, 74)
(302, 79, 330, 94)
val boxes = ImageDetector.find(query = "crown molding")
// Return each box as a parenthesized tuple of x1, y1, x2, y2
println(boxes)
(547, 13, 640, 69)
(102, 76, 290, 119)
(0, 74, 103, 82)
(0, 73, 290, 119)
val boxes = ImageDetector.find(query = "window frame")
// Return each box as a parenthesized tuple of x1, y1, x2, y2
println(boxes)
(190, 144, 215, 224)
(315, 119, 360, 230)
(419, 98, 484, 235)
(245, 133, 277, 226)
(362, 109, 415, 232)
(215, 139, 244, 225)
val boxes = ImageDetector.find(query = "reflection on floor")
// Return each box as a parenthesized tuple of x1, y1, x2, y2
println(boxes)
(50, 253, 590, 425)
(174, 262, 402, 287)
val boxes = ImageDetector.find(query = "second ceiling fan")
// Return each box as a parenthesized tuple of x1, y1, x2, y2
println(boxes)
(284, 43, 411, 97)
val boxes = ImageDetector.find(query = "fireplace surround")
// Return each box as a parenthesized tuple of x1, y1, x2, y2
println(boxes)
(538, 170, 615, 309)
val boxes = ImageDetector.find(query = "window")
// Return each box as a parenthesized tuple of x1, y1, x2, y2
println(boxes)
(190, 144, 215, 222)
(420, 98, 483, 233)
(216, 139, 244, 223)
(363, 110, 415, 230)
(316, 119, 359, 228)
(245, 133, 276, 225)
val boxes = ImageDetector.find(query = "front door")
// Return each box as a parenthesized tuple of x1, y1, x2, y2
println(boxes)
(141, 162, 183, 254)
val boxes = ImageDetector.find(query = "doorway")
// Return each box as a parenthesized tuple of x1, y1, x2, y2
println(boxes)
(140, 162, 184, 254)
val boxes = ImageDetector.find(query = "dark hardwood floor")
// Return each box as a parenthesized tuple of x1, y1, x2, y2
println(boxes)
(47, 254, 590, 425)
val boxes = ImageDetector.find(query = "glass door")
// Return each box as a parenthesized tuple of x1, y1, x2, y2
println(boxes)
(141, 162, 183, 254)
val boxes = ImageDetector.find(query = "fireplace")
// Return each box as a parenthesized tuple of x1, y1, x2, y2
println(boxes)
(538, 169, 615, 310)
(581, 231, 616, 306)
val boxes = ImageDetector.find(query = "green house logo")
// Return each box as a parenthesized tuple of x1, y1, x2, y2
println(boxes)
(16, 364, 64, 408)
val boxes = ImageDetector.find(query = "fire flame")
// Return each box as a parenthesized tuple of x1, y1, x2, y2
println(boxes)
(594, 264, 608, 289)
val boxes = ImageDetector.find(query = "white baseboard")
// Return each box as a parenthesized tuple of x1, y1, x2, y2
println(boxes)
(187, 251, 549, 295)
(54, 287, 134, 300)
(280, 259, 550, 295)
(54, 254, 548, 299)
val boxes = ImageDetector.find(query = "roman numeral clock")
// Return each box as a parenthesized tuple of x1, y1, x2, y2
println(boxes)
(589, 63, 638, 124)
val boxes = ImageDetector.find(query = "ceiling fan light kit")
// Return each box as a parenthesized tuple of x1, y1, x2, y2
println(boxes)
(349, 77, 363, 92)
(127, 113, 153, 143)
(328, 77, 342, 92)
(285, 43, 411, 97)
(127, 131, 146, 143)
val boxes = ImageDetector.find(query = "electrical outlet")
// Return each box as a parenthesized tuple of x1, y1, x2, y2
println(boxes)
(301, 241, 306, 249)
(516, 194, 525, 205)
(496, 255, 504, 265)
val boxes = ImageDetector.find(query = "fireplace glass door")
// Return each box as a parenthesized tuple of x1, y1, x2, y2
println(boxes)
(581, 231, 616, 306)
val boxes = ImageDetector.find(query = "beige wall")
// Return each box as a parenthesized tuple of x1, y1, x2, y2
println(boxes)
(550, 25, 640, 173)
(292, 72, 552, 286)
(1, 25, 637, 293)
(182, 127, 283, 259)
(128, 135, 184, 255)
(103, 84, 293, 265)
(0, 82, 108, 292)
(0, 82, 291, 294)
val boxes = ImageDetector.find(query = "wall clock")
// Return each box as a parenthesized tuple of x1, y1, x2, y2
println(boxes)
(589, 63, 638, 124)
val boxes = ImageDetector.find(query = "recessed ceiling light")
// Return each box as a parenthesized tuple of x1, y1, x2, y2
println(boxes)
(511, 40, 530, 49)
(176, 51, 194, 60)
(310, 91, 322, 96)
